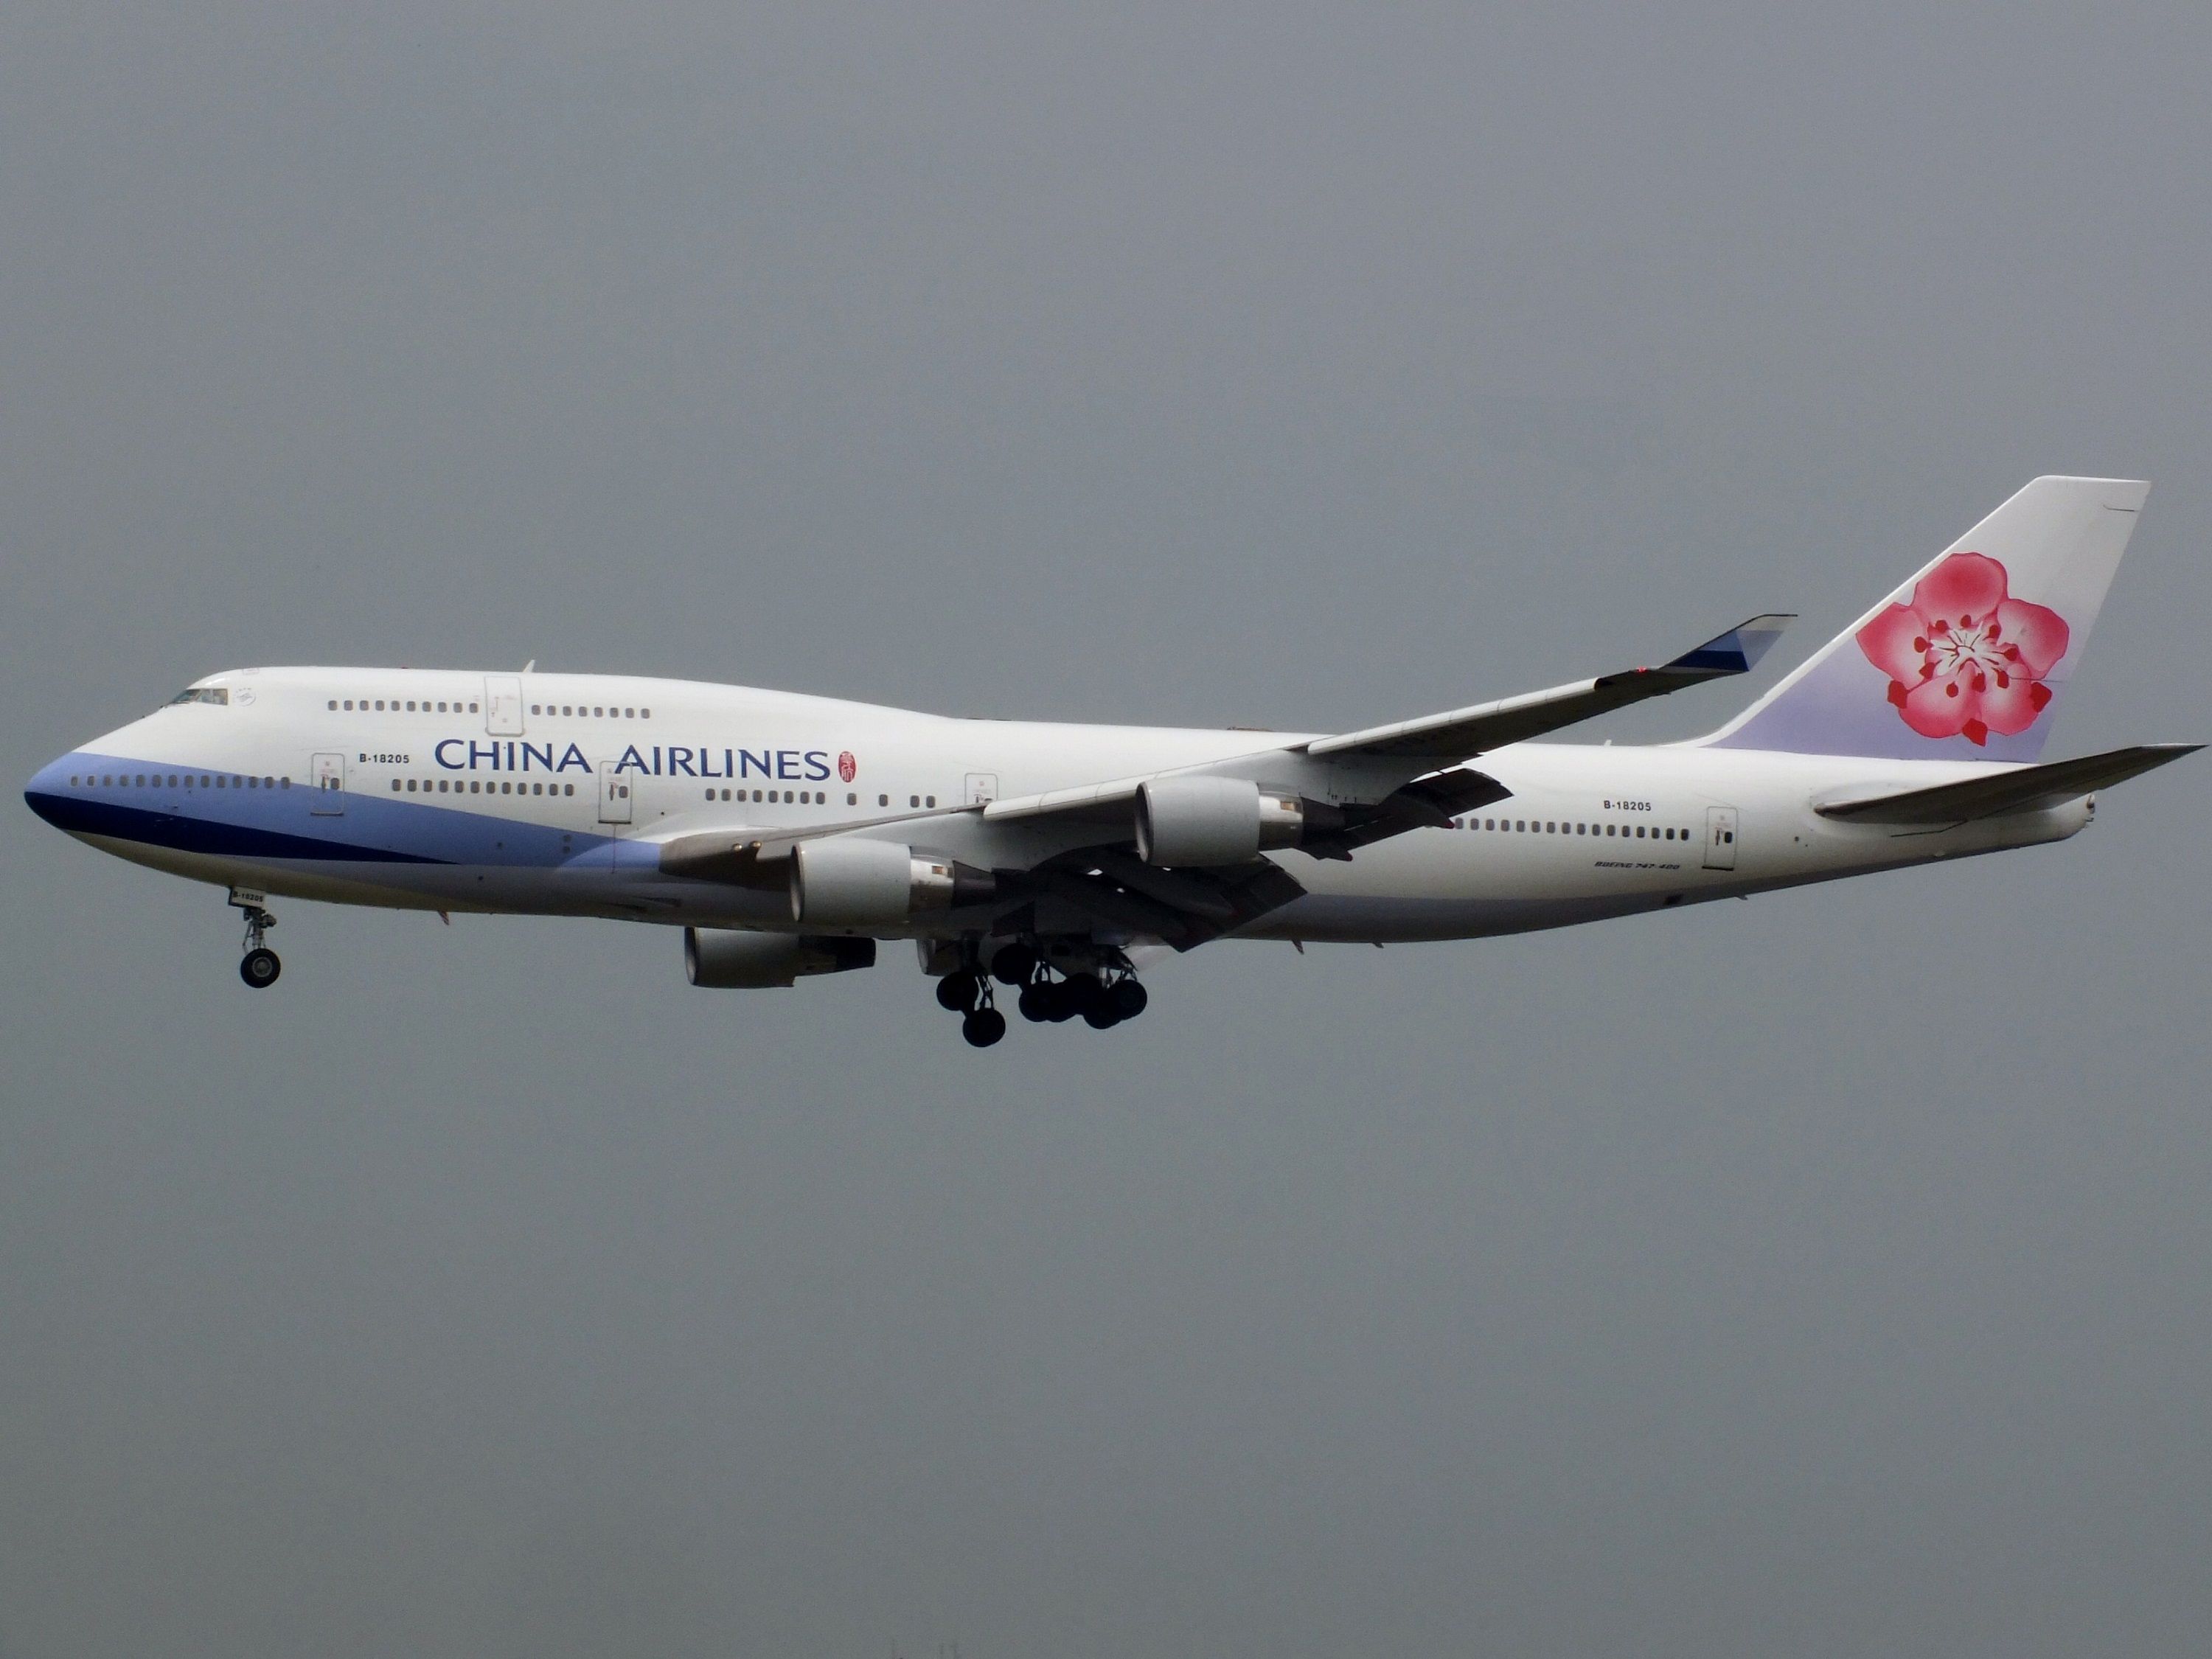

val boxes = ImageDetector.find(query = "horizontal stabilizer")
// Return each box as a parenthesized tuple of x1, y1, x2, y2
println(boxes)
(1816, 743, 2199, 824)
(1304, 613, 1795, 762)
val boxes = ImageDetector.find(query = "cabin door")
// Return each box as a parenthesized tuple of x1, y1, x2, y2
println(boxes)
(1703, 805, 1739, 871)
(484, 676, 525, 736)
(598, 761, 633, 825)
(310, 751, 346, 815)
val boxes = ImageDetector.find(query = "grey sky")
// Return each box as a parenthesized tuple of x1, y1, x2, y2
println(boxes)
(4, 4, 2208, 1655)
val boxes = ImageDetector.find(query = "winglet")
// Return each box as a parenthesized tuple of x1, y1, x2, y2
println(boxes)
(1660, 613, 1795, 678)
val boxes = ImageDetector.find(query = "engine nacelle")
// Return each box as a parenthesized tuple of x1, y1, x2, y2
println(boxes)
(1134, 776, 1306, 866)
(789, 836, 995, 926)
(684, 928, 876, 988)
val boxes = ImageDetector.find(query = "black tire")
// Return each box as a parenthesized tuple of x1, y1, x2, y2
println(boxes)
(1110, 978, 1148, 1019)
(961, 1006, 1006, 1048)
(935, 970, 979, 1012)
(1054, 973, 1099, 1022)
(1082, 1001, 1121, 1029)
(1017, 981, 1054, 1023)
(990, 943, 1038, 986)
(240, 947, 282, 989)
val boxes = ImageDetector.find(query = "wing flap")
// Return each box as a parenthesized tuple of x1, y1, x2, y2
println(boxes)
(1816, 744, 2199, 824)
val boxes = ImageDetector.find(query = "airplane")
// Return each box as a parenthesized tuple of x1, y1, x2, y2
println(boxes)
(24, 476, 2197, 1046)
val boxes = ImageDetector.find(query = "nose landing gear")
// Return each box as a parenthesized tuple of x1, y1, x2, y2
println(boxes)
(230, 888, 281, 988)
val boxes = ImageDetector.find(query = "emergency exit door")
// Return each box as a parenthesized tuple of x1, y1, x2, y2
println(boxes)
(1703, 805, 1739, 870)
(598, 761, 633, 824)
(964, 772, 999, 807)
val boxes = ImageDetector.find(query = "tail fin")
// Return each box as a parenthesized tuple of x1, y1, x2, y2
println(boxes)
(1704, 476, 2149, 760)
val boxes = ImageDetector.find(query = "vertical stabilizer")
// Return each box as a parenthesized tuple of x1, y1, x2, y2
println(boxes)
(1704, 476, 2147, 760)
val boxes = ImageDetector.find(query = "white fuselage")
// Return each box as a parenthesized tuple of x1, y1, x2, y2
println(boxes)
(27, 667, 2088, 946)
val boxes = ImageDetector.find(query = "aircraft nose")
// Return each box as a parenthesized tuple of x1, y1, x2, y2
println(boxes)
(25, 751, 81, 830)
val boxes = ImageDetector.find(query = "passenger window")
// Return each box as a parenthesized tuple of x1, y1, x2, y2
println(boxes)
(327, 700, 337, 711)
(625, 708, 636, 718)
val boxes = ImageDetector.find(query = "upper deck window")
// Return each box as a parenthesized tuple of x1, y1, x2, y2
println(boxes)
(169, 687, 229, 706)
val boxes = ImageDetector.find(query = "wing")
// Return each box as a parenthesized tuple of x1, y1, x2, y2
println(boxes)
(1303, 613, 1795, 762)
(1816, 744, 2199, 825)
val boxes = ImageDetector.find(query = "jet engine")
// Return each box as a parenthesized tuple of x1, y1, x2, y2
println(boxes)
(684, 928, 876, 988)
(1134, 776, 1306, 866)
(788, 837, 996, 926)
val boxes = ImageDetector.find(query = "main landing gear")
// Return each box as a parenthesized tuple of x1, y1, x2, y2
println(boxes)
(230, 888, 281, 989)
(935, 959, 1008, 1048)
(933, 939, 1148, 1045)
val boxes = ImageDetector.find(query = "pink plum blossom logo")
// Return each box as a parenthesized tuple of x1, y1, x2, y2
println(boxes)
(1856, 552, 2069, 745)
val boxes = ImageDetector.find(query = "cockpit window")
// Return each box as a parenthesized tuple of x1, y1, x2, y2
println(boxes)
(169, 687, 230, 706)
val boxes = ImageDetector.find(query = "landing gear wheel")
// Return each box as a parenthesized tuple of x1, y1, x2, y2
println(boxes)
(240, 947, 282, 988)
(961, 1006, 1006, 1048)
(1082, 999, 1121, 1029)
(1055, 973, 1099, 1023)
(936, 970, 981, 1012)
(1110, 978, 1148, 1020)
(1017, 981, 1054, 1023)
(990, 943, 1039, 986)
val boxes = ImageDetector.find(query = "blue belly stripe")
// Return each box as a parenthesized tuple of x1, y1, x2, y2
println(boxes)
(27, 751, 616, 868)
(29, 790, 451, 864)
